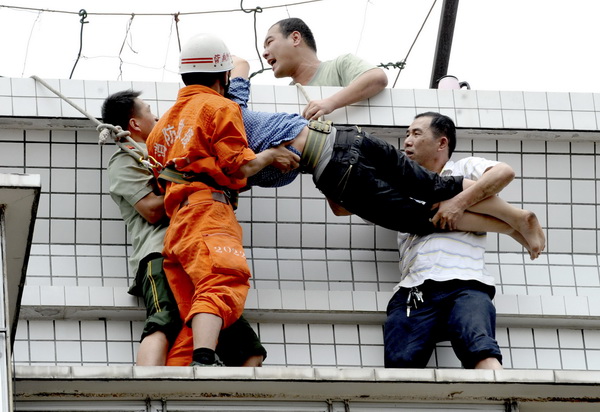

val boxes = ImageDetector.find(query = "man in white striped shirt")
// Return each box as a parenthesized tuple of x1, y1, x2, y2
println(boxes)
(384, 112, 512, 370)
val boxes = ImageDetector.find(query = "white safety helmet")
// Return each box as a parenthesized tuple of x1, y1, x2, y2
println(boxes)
(179, 33, 234, 74)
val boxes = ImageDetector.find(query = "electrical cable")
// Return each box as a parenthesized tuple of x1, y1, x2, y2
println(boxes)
(386, 0, 438, 87)
(20, 9, 42, 77)
(7, 0, 430, 87)
(241, 0, 266, 73)
(118, 14, 137, 80)
(0, 1, 323, 17)
(69, 9, 88, 79)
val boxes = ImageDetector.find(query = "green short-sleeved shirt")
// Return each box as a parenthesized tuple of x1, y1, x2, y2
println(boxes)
(107, 143, 166, 294)
(307, 53, 377, 87)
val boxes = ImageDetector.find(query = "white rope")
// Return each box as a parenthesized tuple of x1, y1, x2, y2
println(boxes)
(295, 82, 323, 121)
(96, 122, 154, 168)
(295, 82, 311, 104)
(30, 75, 160, 169)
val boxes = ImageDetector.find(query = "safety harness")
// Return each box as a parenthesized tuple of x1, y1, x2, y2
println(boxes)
(300, 119, 333, 174)
(157, 165, 239, 209)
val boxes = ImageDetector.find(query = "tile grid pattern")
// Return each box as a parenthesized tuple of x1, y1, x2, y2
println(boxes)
(4, 77, 600, 369)
(14, 319, 600, 370)
(8, 130, 600, 296)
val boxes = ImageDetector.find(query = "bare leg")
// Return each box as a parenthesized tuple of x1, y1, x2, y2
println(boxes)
(474, 357, 503, 370)
(454, 211, 533, 254)
(191, 313, 223, 351)
(466, 195, 545, 258)
(241, 355, 265, 367)
(136, 331, 169, 366)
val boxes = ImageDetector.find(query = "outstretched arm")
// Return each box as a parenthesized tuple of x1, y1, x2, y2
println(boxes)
(303, 68, 388, 120)
(432, 162, 515, 230)
(233, 144, 300, 179)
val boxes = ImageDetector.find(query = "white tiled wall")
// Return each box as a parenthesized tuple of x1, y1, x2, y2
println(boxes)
(14, 319, 600, 370)
(6, 77, 600, 370)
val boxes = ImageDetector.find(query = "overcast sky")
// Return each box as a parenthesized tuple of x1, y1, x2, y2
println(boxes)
(1, 0, 598, 93)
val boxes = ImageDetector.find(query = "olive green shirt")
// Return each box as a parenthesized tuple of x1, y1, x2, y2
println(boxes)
(108, 143, 166, 295)
(306, 53, 377, 87)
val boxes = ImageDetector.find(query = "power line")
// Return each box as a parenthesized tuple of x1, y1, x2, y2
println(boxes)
(355, 0, 371, 55)
(0, 1, 323, 17)
(385, 0, 439, 88)
(2, 0, 324, 80)
(117, 14, 138, 80)
(241, 0, 267, 74)
(4, 0, 430, 87)
(20, 9, 41, 77)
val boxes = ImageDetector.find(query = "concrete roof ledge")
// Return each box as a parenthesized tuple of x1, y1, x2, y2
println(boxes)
(0, 173, 40, 350)
(14, 365, 600, 406)
(20, 288, 600, 330)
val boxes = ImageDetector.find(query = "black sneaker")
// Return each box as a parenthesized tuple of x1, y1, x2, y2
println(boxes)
(189, 354, 225, 367)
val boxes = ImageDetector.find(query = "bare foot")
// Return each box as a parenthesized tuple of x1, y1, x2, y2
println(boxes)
(514, 210, 545, 260)
(507, 228, 537, 260)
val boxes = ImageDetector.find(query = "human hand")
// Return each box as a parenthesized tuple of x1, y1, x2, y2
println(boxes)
(269, 144, 300, 173)
(230, 55, 250, 79)
(302, 98, 336, 120)
(430, 198, 465, 230)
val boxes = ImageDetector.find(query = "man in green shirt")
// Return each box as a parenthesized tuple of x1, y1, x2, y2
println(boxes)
(263, 17, 388, 120)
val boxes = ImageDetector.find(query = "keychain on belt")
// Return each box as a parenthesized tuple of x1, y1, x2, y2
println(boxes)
(406, 287, 424, 317)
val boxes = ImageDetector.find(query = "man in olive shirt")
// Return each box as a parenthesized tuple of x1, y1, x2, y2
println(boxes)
(263, 17, 388, 120)
(105, 90, 180, 366)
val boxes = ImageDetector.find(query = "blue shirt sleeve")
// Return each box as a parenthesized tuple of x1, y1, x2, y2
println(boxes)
(227, 77, 309, 187)
(227, 77, 250, 107)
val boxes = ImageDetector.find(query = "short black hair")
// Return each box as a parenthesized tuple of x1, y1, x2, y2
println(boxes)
(101, 90, 141, 130)
(181, 71, 227, 88)
(415, 112, 457, 157)
(273, 17, 317, 53)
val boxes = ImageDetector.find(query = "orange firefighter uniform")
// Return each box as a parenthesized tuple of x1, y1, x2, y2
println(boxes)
(147, 84, 255, 365)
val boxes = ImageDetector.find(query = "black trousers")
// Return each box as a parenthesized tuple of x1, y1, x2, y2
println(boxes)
(314, 126, 463, 235)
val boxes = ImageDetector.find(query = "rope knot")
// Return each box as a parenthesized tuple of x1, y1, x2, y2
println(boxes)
(97, 123, 130, 145)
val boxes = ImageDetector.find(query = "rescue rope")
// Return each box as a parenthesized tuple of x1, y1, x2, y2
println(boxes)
(295, 83, 311, 104)
(30, 74, 162, 170)
(295, 83, 323, 121)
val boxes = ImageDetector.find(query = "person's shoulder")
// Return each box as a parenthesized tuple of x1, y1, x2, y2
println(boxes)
(441, 158, 467, 175)
(218, 95, 243, 111)
(449, 156, 494, 166)
(190, 89, 240, 112)
(334, 53, 374, 66)
(108, 147, 137, 168)
(332, 53, 378, 83)
(334, 53, 361, 61)
(315, 53, 366, 68)
(445, 156, 499, 179)
(459, 156, 498, 167)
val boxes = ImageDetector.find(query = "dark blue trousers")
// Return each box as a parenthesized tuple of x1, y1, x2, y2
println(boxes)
(384, 279, 502, 369)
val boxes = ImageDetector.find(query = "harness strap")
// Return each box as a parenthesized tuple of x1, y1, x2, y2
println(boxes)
(157, 165, 239, 210)
(300, 120, 333, 174)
